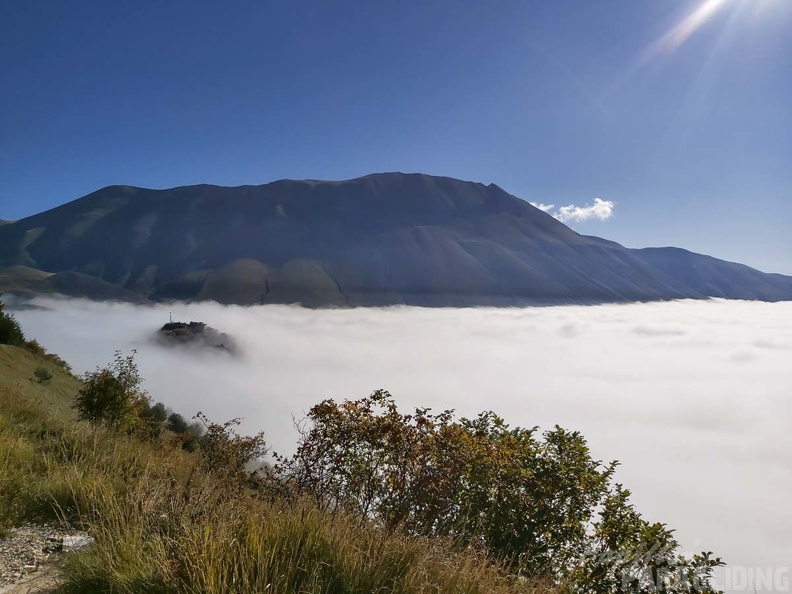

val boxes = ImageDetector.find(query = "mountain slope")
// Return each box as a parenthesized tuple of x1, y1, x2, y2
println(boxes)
(1, 173, 790, 306)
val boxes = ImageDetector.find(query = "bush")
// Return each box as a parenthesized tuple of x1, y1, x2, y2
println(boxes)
(33, 367, 52, 384)
(277, 390, 723, 592)
(194, 412, 267, 482)
(73, 350, 150, 433)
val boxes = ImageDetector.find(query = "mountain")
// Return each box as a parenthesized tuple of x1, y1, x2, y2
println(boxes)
(1, 173, 790, 306)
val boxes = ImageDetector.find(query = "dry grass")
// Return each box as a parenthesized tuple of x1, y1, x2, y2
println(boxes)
(0, 343, 80, 417)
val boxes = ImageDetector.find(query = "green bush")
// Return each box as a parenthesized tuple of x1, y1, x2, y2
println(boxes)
(73, 350, 151, 432)
(33, 366, 53, 384)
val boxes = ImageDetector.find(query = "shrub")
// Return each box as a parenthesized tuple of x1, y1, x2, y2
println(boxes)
(73, 350, 150, 433)
(277, 390, 723, 592)
(33, 367, 53, 384)
(194, 412, 267, 483)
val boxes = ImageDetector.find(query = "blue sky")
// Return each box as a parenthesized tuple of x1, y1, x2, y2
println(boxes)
(1, 0, 790, 273)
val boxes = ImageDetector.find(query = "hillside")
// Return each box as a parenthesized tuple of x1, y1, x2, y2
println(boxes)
(0, 344, 79, 417)
(1, 173, 790, 306)
(0, 339, 549, 594)
(1, 337, 557, 594)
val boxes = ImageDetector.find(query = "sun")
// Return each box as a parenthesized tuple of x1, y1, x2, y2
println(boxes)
(656, 0, 732, 53)
(651, 0, 784, 56)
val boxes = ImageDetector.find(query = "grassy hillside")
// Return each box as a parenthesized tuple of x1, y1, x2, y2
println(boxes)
(0, 343, 80, 417)
(0, 345, 551, 594)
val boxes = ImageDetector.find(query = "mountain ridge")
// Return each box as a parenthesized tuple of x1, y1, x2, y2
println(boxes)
(1, 172, 790, 306)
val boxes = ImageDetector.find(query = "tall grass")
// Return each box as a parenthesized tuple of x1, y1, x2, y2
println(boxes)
(0, 386, 554, 594)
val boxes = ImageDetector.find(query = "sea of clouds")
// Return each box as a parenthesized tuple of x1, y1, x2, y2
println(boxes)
(10, 297, 792, 591)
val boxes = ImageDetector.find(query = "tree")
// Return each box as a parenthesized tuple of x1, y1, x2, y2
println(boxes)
(140, 401, 168, 423)
(167, 412, 190, 434)
(73, 350, 150, 432)
(277, 390, 723, 592)
(0, 301, 25, 346)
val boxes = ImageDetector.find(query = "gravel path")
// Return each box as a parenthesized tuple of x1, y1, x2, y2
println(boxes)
(0, 564, 62, 594)
(0, 524, 89, 592)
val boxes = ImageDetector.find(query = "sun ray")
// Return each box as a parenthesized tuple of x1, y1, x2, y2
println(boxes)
(605, 0, 736, 96)
(654, 0, 732, 54)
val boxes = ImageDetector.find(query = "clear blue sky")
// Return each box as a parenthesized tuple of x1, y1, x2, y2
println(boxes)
(1, 0, 790, 273)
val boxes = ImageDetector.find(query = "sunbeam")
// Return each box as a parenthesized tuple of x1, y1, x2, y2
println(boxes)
(655, 0, 731, 54)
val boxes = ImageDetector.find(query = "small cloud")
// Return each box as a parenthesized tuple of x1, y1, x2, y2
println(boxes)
(529, 202, 556, 213)
(530, 198, 615, 224)
(556, 198, 615, 223)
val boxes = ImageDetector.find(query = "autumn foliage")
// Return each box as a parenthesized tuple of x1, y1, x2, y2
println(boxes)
(277, 390, 723, 592)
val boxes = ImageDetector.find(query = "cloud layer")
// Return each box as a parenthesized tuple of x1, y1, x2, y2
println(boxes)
(10, 298, 792, 590)
(531, 197, 615, 223)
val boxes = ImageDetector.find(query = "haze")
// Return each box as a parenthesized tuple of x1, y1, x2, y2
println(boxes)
(11, 297, 792, 589)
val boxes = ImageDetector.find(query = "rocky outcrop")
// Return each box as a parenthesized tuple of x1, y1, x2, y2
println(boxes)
(156, 321, 237, 353)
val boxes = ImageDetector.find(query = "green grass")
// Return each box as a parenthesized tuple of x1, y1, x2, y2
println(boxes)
(0, 347, 554, 594)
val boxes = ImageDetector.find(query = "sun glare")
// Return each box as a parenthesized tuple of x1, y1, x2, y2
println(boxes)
(657, 0, 731, 53)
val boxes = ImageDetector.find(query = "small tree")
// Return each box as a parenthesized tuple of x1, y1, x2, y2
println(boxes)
(167, 412, 190, 434)
(73, 350, 150, 432)
(140, 401, 168, 423)
(0, 301, 25, 346)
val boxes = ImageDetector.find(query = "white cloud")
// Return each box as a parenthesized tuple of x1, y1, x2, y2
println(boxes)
(556, 197, 615, 223)
(9, 297, 792, 582)
(531, 197, 615, 224)
(529, 202, 556, 213)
